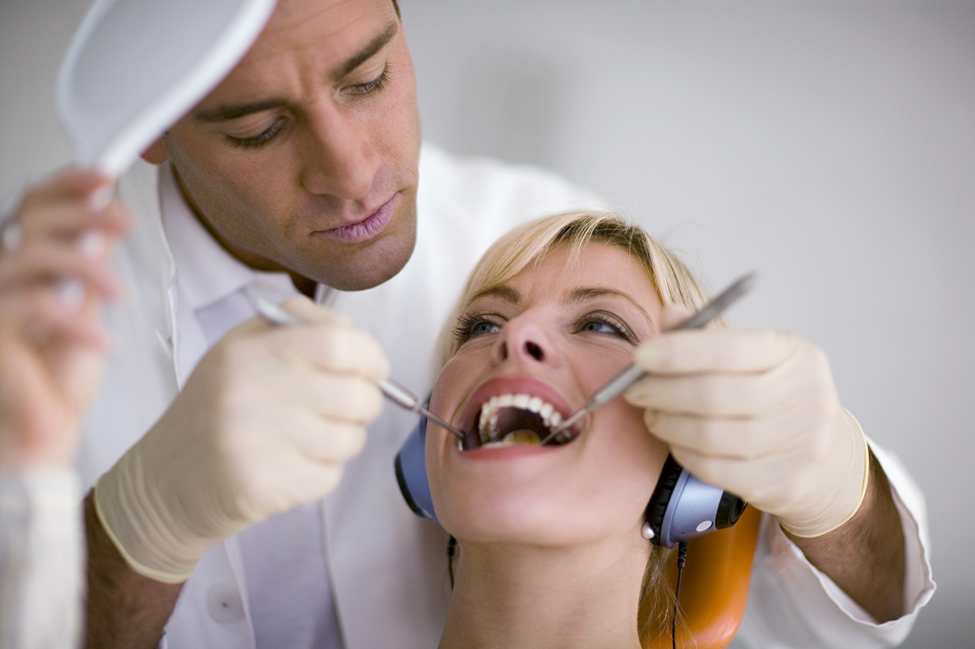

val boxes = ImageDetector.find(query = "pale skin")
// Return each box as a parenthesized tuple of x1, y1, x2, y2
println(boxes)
(23, 0, 900, 647)
(428, 244, 668, 649)
(0, 171, 127, 470)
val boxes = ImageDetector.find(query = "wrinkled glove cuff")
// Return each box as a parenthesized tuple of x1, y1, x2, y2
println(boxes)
(94, 452, 209, 585)
(780, 408, 870, 538)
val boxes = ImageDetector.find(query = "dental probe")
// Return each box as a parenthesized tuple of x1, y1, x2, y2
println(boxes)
(538, 272, 757, 446)
(249, 296, 467, 441)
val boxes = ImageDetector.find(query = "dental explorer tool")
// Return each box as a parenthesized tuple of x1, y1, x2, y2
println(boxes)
(249, 296, 467, 441)
(538, 272, 757, 446)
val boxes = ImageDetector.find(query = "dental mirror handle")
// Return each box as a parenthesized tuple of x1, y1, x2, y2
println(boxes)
(548, 272, 757, 438)
(249, 296, 465, 440)
(378, 378, 466, 441)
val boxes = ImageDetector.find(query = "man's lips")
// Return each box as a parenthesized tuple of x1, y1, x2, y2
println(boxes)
(314, 194, 397, 244)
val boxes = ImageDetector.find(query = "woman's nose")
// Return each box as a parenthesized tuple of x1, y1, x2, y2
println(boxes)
(490, 317, 560, 368)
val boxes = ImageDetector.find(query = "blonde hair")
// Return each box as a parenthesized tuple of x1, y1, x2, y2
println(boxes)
(436, 210, 713, 645)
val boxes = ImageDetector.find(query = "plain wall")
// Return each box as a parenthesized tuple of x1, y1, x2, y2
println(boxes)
(1, 0, 972, 646)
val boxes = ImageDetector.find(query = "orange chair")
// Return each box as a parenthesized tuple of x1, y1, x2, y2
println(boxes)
(648, 506, 763, 649)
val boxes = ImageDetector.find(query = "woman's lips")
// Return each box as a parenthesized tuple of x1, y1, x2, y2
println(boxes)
(458, 376, 575, 436)
(316, 194, 397, 244)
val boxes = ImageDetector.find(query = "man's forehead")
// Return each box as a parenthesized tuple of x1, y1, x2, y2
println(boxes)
(195, 0, 398, 108)
(249, 0, 395, 62)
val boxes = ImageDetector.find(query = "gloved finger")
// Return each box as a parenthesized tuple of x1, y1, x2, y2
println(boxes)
(261, 458, 347, 507)
(264, 320, 390, 382)
(667, 445, 785, 502)
(647, 410, 800, 460)
(625, 370, 791, 418)
(230, 453, 347, 520)
(632, 327, 800, 376)
(278, 368, 385, 424)
(235, 402, 370, 464)
(289, 418, 369, 463)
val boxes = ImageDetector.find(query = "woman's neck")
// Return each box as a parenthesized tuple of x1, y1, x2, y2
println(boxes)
(438, 539, 649, 649)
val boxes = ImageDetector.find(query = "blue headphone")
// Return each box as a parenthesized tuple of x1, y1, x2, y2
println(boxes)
(394, 415, 747, 548)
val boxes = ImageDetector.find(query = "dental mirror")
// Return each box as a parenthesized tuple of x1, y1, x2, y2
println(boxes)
(56, 0, 277, 176)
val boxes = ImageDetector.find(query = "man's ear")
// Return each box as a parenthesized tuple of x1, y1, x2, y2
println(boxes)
(141, 137, 169, 165)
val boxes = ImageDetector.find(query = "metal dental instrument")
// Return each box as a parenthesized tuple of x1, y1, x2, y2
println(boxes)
(538, 272, 757, 446)
(249, 296, 467, 441)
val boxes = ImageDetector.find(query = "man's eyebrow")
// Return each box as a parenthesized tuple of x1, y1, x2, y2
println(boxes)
(333, 20, 399, 81)
(567, 287, 656, 327)
(194, 98, 288, 123)
(192, 21, 399, 124)
(468, 285, 521, 305)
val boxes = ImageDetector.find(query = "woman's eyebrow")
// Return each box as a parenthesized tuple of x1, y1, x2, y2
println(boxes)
(567, 287, 655, 324)
(468, 285, 520, 304)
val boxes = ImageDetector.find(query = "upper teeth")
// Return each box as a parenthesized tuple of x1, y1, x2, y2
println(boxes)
(477, 393, 563, 444)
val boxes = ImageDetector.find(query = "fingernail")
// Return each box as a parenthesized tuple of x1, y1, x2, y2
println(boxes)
(89, 184, 114, 212)
(58, 279, 85, 310)
(79, 231, 106, 258)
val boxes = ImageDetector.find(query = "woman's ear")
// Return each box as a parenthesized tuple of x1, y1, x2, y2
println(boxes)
(141, 137, 169, 165)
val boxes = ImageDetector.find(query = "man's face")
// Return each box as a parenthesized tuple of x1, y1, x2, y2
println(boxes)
(152, 0, 420, 291)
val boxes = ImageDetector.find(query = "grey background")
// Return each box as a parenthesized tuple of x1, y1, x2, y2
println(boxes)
(1, 0, 972, 645)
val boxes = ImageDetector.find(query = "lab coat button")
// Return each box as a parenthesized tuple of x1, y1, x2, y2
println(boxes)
(207, 585, 244, 623)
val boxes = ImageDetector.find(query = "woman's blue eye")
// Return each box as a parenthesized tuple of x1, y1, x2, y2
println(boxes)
(576, 314, 635, 342)
(453, 314, 503, 345)
(471, 321, 499, 336)
(580, 320, 619, 334)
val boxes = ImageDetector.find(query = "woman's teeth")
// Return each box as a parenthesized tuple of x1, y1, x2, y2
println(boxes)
(476, 393, 568, 447)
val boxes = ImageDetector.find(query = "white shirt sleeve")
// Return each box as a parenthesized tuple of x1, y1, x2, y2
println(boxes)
(737, 440, 936, 648)
(0, 468, 84, 649)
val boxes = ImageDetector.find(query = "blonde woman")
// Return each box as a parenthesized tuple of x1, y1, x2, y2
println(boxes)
(417, 211, 918, 648)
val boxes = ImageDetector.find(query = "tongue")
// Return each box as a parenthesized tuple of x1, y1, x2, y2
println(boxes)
(503, 430, 541, 445)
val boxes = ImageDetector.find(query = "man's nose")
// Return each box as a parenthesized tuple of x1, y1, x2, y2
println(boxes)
(490, 317, 561, 368)
(299, 105, 379, 200)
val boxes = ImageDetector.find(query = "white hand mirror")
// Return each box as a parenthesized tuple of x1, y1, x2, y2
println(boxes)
(56, 0, 278, 177)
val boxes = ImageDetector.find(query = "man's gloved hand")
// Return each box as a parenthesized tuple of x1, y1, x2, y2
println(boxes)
(624, 304, 869, 539)
(94, 296, 389, 583)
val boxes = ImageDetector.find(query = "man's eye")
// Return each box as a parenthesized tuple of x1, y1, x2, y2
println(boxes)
(346, 63, 391, 97)
(225, 117, 288, 149)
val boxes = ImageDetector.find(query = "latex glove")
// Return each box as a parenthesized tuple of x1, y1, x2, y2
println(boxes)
(624, 305, 869, 538)
(94, 296, 389, 583)
(0, 170, 127, 469)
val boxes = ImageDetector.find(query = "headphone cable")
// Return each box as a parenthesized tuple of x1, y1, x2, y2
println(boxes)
(672, 540, 688, 649)
(447, 536, 458, 589)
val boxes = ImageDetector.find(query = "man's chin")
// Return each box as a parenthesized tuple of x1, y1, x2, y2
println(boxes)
(311, 229, 417, 292)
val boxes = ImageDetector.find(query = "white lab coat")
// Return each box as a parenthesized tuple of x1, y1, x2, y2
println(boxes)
(74, 143, 932, 648)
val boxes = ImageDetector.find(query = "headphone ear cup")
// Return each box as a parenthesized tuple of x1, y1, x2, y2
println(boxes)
(645, 454, 748, 548)
(394, 415, 439, 523)
(645, 455, 685, 547)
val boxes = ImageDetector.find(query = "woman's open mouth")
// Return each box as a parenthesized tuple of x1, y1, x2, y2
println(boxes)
(461, 393, 582, 451)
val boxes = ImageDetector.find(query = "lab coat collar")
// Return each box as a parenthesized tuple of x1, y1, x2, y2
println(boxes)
(158, 163, 267, 315)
